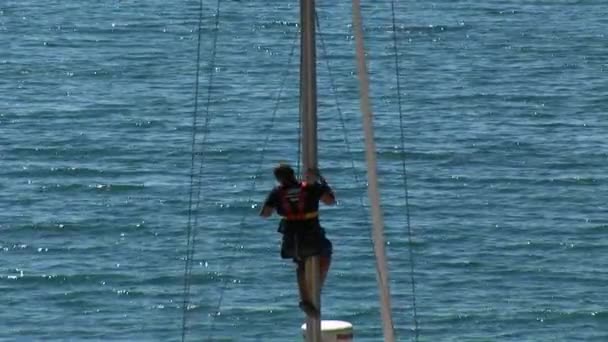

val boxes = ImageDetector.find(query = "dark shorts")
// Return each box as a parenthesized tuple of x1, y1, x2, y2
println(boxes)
(279, 220, 333, 262)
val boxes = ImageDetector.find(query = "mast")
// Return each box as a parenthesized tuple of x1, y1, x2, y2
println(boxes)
(300, 0, 322, 341)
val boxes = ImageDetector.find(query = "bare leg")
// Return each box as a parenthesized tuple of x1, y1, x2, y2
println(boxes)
(297, 259, 320, 318)
(297, 262, 309, 302)
(300, 256, 331, 299)
(319, 255, 331, 289)
(295, 232, 331, 318)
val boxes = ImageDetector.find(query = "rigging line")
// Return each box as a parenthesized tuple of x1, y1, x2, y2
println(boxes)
(207, 32, 299, 339)
(297, 41, 302, 176)
(390, 1, 419, 340)
(181, 0, 206, 339)
(317, 17, 395, 338)
(296, 12, 303, 177)
(182, 0, 222, 340)
(315, 11, 366, 207)
(316, 14, 387, 309)
(316, 12, 387, 319)
(297, 102, 301, 176)
(317, 12, 399, 339)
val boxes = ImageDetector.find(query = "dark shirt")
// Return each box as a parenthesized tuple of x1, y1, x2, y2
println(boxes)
(264, 181, 333, 219)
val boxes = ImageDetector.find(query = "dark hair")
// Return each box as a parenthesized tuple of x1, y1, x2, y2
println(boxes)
(273, 163, 296, 184)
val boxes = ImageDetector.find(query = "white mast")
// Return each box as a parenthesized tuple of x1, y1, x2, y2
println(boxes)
(300, 0, 322, 341)
(351, 0, 396, 341)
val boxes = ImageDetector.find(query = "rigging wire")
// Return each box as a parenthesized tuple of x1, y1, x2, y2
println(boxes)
(297, 54, 302, 176)
(182, 0, 222, 340)
(318, 10, 398, 337)
(390, 1, 420, 340)
(318, 7, 419, 340)
(181, 0, 207, 338)
(207, 32, 300, 340)
(315, 11, 366, 207)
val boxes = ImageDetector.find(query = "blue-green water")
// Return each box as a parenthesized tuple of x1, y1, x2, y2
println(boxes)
(1, 1, 607, 341)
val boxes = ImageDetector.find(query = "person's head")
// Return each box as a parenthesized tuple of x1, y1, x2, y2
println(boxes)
(273, 163, 297, 185)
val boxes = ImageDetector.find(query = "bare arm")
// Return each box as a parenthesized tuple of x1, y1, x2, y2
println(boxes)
(259, 189, 277, 218)
(320, 192, 336, 205)
(259, 205, 274, 218)
(315, 170, 336, 205)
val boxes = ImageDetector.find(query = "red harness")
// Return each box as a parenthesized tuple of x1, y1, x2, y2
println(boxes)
(278, 182, 317, 220)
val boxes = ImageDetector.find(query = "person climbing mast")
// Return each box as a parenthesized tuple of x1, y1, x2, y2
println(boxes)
(259, 163, 335, 318)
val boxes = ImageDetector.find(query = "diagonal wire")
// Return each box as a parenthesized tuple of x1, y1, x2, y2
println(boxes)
(315, 11, 366, 207)
(391, 1, 419, 340)
(207, 31, 299, 339)
(181, 0, 208, 339)
(182, 0, 222, 340)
